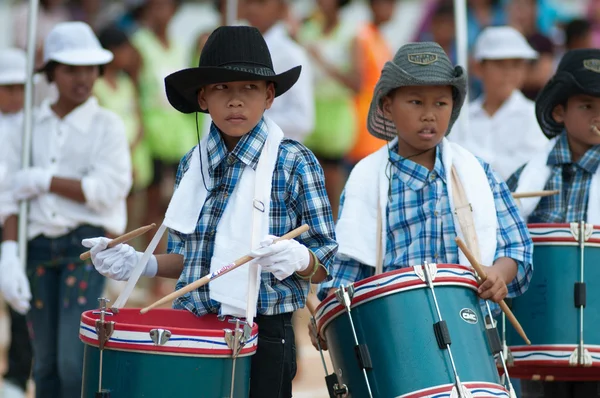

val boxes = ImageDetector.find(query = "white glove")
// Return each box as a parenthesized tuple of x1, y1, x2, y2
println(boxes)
(250, 235, 310, 280)
(81, 237, 158, 281)
(0, 241, 32, 315)
(13, 168, 53, 201)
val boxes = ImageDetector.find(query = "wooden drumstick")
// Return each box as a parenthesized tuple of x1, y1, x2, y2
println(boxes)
(79, 223, 157, 261)
(455, 237, 531, 345)
(140, 224, 310, 314)
(512, 190, 559, 199)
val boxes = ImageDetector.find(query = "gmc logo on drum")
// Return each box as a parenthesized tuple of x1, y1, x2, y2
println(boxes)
(460, 308, 478, 324)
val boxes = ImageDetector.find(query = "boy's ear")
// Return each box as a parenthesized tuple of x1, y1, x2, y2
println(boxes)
(471, 59, 484, 80)
(264, 82, 275, 110)
(382, 95, 393, 119)
(552, 103, 566, 124)
(197, 88, 208, 111)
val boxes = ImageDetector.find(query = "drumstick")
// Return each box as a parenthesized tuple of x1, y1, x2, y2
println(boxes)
(511, 190, 559, 199)
(79, 223, 157, 261)
(455, 237, 531, 345)
(140, 224, 310, 314)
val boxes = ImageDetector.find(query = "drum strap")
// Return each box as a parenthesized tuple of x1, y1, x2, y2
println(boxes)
(451, 165, 482, 263)
(375, 198, 383, 275)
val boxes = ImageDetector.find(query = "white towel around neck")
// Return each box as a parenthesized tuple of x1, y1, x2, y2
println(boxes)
(164, 117, 284, 322)
(335, 137, 498, 269)
(514, 137, 600, 224)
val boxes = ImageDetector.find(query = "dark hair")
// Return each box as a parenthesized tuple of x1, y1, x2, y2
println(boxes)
(565, 19, 591, 48)
(98, 25, 130, 50)
(433, 0, 454, 18)
(43, 61, 104, 83)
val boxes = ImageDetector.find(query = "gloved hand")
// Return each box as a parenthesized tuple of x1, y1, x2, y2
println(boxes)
(250, 235, 310, 280)
(81, 237, 158, 281)
(0, 241, 32, 315)
(13, 168, 53, 201)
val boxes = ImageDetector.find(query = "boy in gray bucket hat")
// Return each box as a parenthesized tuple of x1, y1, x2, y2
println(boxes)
(311, 42, 533, 393)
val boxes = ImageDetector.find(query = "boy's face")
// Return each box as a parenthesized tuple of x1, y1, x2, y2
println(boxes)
(53, 64, 99, 106)
(242, 0, 285, 34)
(479, 59, 527, 101)
(553, 94, 600, 148)
(198, 80, 275, 141)
(145, 0, 177, 28)
(0, 84, 25, 114)
(110, 43, 136, 71)
(370, 0, 395, 24)
(382, 85, 453, 158)
(431, 14, 455, 46)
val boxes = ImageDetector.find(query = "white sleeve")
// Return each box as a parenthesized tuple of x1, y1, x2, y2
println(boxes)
(0, 123, 23, 224)
(81, 113, 133, 212)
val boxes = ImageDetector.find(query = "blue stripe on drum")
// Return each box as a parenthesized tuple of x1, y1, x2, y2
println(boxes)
(529, 225, 600, 247)
(79, 323, 259, 354)
(429, 392, 507, 398)
(400, 383, 508, 398)
(513, 352, 600, 361)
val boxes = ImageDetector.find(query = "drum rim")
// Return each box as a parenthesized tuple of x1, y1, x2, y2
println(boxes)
(315, 264, 478, 333)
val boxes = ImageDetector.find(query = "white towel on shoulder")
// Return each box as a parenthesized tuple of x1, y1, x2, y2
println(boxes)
(335, 137, 498, 269)
(164, 117, 284, 319)
(514, 137, 600, 224)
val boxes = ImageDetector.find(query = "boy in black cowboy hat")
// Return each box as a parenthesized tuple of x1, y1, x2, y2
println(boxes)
(507, 49, 600, 398)
(310, 42, 533, 373)
(83, 25, 337, 397)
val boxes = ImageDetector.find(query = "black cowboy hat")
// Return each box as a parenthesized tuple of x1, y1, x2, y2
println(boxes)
(536, 48, 600, 138)
(165, 26, 301, 114)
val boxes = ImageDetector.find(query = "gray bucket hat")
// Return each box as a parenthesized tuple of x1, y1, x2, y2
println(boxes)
(367, 42, 467, 141)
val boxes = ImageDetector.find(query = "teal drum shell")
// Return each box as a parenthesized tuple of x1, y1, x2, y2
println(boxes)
(80, 309, 258, 398)
(315, 264, 508, 398)
(505, 223, 600, 381)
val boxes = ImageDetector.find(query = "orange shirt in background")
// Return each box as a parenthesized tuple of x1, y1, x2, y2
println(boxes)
(347, 23, 392, 164)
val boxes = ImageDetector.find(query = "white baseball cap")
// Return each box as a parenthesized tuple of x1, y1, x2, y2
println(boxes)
(473, 26, 538, 61)
(0, 48, 28, 85)
(41, 22, 113, 69)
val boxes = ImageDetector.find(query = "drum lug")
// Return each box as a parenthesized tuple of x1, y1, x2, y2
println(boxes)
(569, 346, 593, 367)
(93, 298, 115, 350)
(149, 328, 172, 346)
(225, 318, 252, 358)
(449, 384, 473, 398)
(570, 222, 593, 241)
(333, 383, 348, 397)
(414, 262, 437, 283)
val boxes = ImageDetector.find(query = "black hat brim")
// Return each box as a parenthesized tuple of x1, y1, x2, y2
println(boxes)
(536, 71, 600, 138)
(165, 65, 302, 114)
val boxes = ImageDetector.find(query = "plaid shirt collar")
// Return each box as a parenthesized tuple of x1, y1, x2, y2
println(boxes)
(206, 117, 268, 175)
(388, 142, 447, 191)
(547, 133, 600, 174)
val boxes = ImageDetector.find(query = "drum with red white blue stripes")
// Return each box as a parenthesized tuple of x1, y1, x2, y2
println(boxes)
(79, 308, 258, 397)
(503, 223, 600, 381)
(315, 264, 508, 397)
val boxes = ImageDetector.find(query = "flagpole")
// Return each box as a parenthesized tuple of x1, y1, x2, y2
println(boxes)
(226, 0, 238, 25)
(18, 0, 40, 270)
(453, 0, 470, 133)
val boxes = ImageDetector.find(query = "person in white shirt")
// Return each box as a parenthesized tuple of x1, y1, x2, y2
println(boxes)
(0, 48, 33, 398)
(0, 22, 132, 398)
(451, 26, 549, 180)
(239, 0, 315, 143)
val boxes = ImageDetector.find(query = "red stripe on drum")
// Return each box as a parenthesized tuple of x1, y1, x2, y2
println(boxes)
(315, 265, 479, 333)
(399, 382, 508, 398)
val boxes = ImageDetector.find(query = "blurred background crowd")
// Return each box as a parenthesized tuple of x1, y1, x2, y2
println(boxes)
(0, 0, 597, 396)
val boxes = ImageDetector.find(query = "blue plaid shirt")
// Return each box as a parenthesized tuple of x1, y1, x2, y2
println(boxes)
(319, 144, 533, 307)
(169, 118, 337, 317)
(507, 134, 600, 223)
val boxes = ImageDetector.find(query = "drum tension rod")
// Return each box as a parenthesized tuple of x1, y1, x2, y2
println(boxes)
(336, 284, 374, 398)
(93, 297, 115, 398)
(309, 317, 348, 398)
(570, 221, 593, 367)
(224, 318, 252, 398)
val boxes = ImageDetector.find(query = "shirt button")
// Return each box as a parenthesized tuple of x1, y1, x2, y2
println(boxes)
(51, 158, 56, 163)
(227, 155, 235, 165)
(434, 253, 439, 259)
(52, 212, 56, 218)
(434, 211, 439, 217)
(430, 173, 436, 180)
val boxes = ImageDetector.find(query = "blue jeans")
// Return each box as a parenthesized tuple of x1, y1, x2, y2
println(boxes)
(26, 225, 106, 398)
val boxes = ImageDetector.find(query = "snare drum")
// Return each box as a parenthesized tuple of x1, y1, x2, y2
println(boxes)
(80, 308, 258, 397)
(504, 223, 600, 381)
(316, 264, 509, 397)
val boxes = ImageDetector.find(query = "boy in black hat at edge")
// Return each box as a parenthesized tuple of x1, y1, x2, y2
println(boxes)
(82, 26, 338, 397)
(507, 49, 600, 398)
